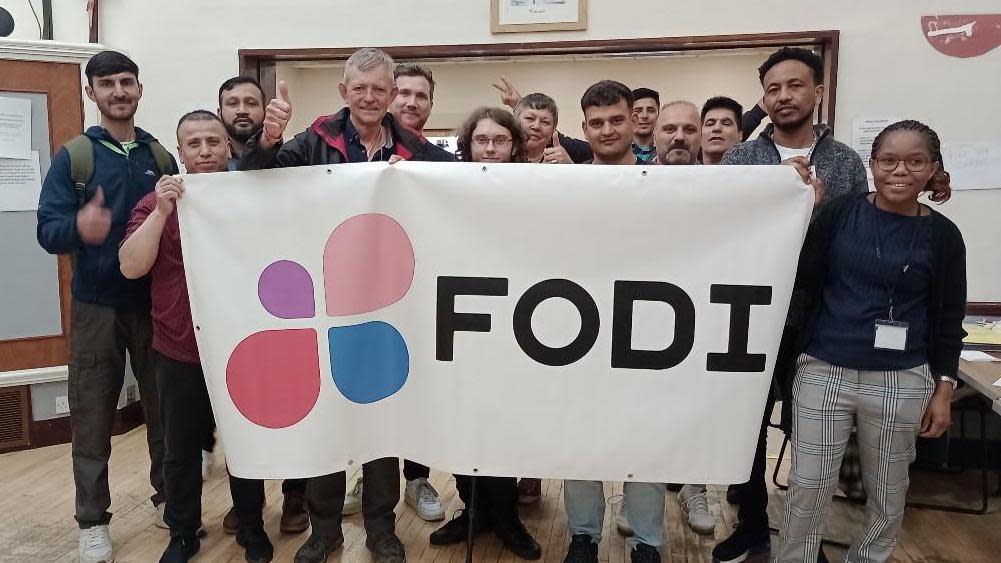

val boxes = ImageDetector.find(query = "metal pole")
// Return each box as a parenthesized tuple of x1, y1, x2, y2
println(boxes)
(41, 0, 53, 40)
(465, 476, 478, 563)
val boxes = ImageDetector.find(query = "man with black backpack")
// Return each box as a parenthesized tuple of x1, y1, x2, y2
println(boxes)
(36, 50, 177, 563)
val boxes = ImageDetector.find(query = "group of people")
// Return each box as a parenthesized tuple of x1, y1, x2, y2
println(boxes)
(35, 43, 966, 563)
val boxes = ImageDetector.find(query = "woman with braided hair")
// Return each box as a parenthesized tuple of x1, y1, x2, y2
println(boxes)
(776, 120, 967, 563)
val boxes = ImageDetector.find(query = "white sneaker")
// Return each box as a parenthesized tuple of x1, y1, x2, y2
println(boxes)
(405, 477, 445, 521)
(678, 484, 715, 535)
(343, 478, 363, 515)
(79, 525, 114, 563)
(202, 449, 214, 480)
(153, 502, 168, 529)
(614, 496, 634, 537)
(615, 510, 634, 537)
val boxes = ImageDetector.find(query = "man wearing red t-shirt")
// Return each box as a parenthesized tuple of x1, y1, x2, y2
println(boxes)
(120, 111, 272, 563)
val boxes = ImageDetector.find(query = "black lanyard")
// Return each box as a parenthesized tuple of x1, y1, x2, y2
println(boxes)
(871, 195, 922, 322)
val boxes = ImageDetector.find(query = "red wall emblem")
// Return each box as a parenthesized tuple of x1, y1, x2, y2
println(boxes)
(922, 15, 1001, 58)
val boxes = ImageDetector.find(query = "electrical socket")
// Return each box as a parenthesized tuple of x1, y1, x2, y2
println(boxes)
(125, 385, 138, 402)
(55, 396, 70, 415)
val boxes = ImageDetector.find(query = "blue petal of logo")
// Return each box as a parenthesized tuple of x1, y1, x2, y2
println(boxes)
(328, 321, 409, 404)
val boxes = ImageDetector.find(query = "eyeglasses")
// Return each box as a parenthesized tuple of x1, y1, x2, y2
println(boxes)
(874, 157, 932, 172)
(471, 136, 512, 148)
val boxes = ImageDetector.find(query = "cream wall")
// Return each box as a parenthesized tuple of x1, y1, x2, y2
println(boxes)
(280, 50, 772, 138)
(0, 0, 88, 43)
(41, 0, 1001, 300)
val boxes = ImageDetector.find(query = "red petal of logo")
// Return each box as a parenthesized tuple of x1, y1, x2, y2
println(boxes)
(922, 15, 1001, 58)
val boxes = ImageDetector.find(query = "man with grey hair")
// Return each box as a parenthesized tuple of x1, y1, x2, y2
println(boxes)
(241, 46, 453, 563)
(651, 99, 718, 538)
(243, 47, 454, 169)
(653, 100, 702, 165)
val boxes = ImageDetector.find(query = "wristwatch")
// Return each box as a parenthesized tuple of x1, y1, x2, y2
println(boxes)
(937, 375, 959, 389)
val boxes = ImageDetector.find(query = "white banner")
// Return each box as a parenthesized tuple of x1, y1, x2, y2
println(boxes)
(179, 162, 813, 484)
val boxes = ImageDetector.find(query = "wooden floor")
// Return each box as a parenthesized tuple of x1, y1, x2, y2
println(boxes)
(0, 426, 998, 563)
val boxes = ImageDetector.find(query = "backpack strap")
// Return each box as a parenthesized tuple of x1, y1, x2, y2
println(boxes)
(64, 135, 94, 209)
(148, 140, 174, 177)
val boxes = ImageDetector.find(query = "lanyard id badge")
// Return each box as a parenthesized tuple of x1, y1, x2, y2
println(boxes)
(871, 195, 922, 353)
(875, 319, 909, 351)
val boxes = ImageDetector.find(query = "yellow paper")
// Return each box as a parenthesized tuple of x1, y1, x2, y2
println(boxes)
(963, 323, 1001, 345)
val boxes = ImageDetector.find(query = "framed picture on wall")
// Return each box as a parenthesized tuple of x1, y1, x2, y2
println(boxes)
(491, 0, 588, 33)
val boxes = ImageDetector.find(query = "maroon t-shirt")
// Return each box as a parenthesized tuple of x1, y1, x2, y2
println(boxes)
(124, 192, 199, 363)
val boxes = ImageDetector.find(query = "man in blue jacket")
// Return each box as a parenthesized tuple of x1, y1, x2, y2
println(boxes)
(36, 50, 177, 563)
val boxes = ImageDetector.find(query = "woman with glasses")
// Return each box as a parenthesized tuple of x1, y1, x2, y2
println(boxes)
(777, 120, 967, 563)
(428, 107, 541, 560)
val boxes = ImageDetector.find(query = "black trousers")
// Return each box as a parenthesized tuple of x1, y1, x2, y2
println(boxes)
(306, 457, 400, 539)
(202, 399, 308, 499)
(403, 460, 430, 481)
(156, 355, 265, 540)
(455, 475, 519, 526)
(731, 326, 798, 533)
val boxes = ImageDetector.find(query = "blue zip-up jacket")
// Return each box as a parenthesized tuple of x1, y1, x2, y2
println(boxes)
(36, 126, 178, 308)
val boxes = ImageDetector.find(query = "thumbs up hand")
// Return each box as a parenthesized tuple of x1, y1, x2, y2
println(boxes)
(542, 131, 572, 164)
(261, 80, 292, 149)
(77, 186, 112, 245)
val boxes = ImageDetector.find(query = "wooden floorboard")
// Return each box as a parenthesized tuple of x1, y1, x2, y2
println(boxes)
(0, 426, 998, 562)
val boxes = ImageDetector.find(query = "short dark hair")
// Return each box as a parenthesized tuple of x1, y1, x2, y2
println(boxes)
(456, 107, 526, 163)
(580, 80, 634, 113)
(632, 87, 660, 107)
(176, 110, 225, 137)
(758, 47, 824, 85)
(701, 96, 744, 130)
(394, 64, 435, 99)
(85, 51, 139, 85)
(218, 76, 265, 107)
(514, 93, 559, 124)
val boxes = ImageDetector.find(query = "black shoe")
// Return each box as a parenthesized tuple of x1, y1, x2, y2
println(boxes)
(494, 518, 542, 560)
(293, 532, 344, 563)
(563, 534, 598, 563)
(237, 526, 274, 563)
(159, 536, 200, 563)
(281, 492, 310, 534)
(365, 533, 406, 563)
(429, 509, 490, 545)
(711, 523, 770, 563)
(631, 543, 661, 563)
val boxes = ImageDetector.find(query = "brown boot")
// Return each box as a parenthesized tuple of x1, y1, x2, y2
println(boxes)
(281, 493, 310, 534)
(223, 506, 240, 535)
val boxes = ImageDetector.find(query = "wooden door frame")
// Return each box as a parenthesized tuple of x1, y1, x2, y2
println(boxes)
(238, 30, 841, 128)
(0, 59, 83, 372)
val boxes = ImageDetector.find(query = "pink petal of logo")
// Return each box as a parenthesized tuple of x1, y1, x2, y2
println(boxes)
(324, 214, 415, 316)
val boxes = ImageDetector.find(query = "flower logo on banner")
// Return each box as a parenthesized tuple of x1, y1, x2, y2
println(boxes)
(225, 214, 415, 429)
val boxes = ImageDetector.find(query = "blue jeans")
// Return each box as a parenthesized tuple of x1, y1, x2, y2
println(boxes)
(564, 480, 666, 548)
